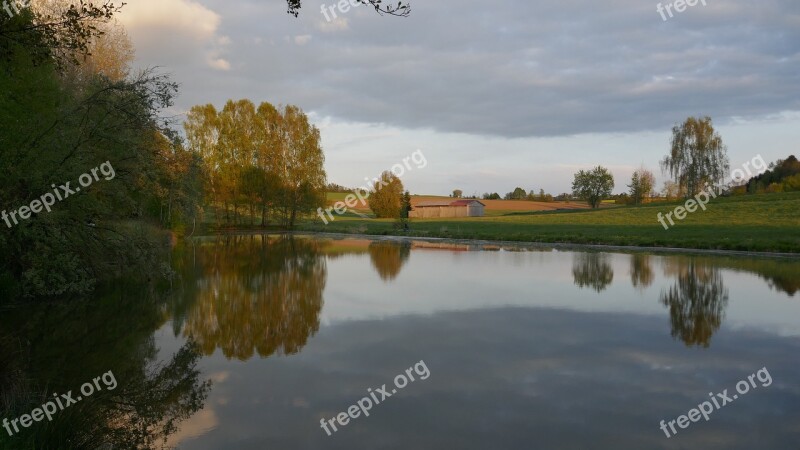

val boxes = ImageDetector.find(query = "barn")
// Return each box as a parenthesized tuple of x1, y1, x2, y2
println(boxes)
(409, 200, 486, 218)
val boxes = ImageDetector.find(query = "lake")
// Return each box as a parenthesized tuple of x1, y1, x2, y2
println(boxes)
(3, 234, 799, 449)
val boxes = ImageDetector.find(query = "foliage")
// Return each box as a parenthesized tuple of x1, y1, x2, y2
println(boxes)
(327, 183, 353, 193)
(504, 187, 527, 200)
(746, 155, 800, 193)
(661, 180, 682, 200)
(0, 0, 123, 72)
(369, 171, 404, 218)
(184, 100, 326, 228)
(0, 6, 197, 301)
(452, 189, 463, 198)
(395, 190, 411, 230)
(661, 116, 729, 198)
(628, 167, 656, 205)
(572, 166, 615, 208)
(482, 192, 501, 200)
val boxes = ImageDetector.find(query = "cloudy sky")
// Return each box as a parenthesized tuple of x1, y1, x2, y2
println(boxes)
(118, 0, 800, 196)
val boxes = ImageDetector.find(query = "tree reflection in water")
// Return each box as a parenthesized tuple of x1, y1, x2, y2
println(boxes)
(572, 252, 614, 292)
(629, 253, 654, 290)
(660, 258, 729, 347)
(173, 235, 326, 360)
(0, 291, 211, 450)
(368, 241, 411, 282)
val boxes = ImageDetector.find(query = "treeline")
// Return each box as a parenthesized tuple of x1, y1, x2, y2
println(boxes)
(0, 2, 202, 300)
(452, 189, 558, 202)
(742, 155, 800, 194)
(184, 100, 326, 228)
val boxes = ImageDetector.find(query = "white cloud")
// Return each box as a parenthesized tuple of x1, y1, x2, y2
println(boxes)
(118, 0, 231, 71)
(294, 34, 313, 46)
(317, 18, 351, 32)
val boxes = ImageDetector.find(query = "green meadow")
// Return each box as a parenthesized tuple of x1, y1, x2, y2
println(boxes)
(299, 192, 800, 253)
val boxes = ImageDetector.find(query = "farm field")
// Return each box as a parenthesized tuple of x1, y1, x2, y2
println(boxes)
(302, 192, 800, 253)
(325, 193, 603, 217)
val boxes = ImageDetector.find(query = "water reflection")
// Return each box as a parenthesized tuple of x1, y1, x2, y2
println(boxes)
(171, 235, 326, 360)
(629, 254, 654, 289)
(572, 252, 614, 292)
(0, 290, 211, 449)
(660, 258, 730, 347)
(368, 241, 411, 281)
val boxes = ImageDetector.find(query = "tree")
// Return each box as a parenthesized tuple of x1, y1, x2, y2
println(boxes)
(0, 3, 195, 300)
(572, 166, 614, 208)
(369, 171, 404, 218)
(1, 0, 123, 72)
(395, 190, 412, 230)
(661, 116, 729, 199)
(31, 0, 134, 81)
(184, 100, 326, 228)
(628, 167, 655, 205)
(661, 180, 682, 200)
(401, 191, 412, 217)
(452, 189, 463, 198)
(482, 192, 501, 200)
(504, 187, 526, 200)
(285, 0, 410, 17)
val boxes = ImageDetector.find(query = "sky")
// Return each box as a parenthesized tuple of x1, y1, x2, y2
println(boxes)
(117, 0, 800, 196)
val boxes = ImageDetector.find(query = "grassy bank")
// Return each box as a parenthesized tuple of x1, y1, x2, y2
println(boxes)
(296, 192, 800, 253)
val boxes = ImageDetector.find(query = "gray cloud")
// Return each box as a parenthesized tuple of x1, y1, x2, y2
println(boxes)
(125, 0, 800, 138)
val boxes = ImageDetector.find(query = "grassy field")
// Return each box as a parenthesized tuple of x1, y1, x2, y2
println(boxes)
(299, 192, 800, 253)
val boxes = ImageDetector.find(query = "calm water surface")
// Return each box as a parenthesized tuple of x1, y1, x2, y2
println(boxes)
(5, 234, 800, 449)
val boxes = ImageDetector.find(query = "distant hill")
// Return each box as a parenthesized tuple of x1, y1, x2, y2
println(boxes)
(746, 155, 800, 193)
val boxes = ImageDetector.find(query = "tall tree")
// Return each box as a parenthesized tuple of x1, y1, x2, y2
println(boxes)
(369, 171, 404, 218)
(662, 116, 729, 198)
(0, 2, 197, 300)
(628, 166, 655, 205)
(572, 166, 615, 208)
(184, 100, 326, 229)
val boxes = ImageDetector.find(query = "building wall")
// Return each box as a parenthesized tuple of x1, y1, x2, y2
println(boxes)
(468, 204, 484, 217)
(409, 205, 484, 218)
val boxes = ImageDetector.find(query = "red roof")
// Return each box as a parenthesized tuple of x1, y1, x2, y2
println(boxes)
(415, 200, 486, 208)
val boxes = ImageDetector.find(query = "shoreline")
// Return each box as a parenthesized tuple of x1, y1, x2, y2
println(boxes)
(208, 229, 800, 259)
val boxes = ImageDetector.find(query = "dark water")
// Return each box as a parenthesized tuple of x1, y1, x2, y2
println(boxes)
(3, 234, 800, 449)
